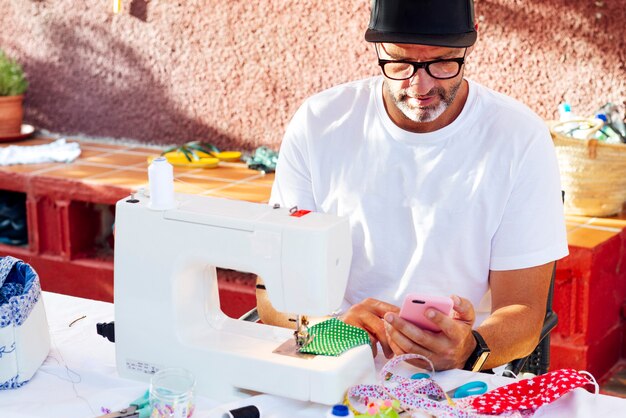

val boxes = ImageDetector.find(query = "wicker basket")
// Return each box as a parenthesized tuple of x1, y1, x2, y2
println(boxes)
(550, 120, 626, 217)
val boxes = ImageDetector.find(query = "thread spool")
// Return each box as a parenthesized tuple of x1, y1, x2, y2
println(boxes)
(113, 0, 122, 13)
(220, 405, 261, 418)
(148, 157, 176, 210)
(326, 404, 354, 417)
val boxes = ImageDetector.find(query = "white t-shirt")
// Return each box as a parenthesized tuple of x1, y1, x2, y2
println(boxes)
(271, 76, 569, 317)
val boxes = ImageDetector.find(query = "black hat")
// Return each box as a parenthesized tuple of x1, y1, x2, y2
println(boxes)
(365, 0, 477, 48)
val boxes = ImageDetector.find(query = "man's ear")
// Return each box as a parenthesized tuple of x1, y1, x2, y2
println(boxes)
(377, 42, 389, 57)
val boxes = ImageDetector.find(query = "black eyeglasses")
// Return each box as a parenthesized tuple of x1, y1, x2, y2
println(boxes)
(377, 48, 467, 80)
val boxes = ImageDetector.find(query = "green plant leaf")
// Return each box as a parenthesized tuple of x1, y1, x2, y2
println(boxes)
(186, 142, 217, 157)
(200, 142, 221, 154)
(161, 145, 178, 155)
(0, 50, 28, 96)
(180, 147, 194, 162)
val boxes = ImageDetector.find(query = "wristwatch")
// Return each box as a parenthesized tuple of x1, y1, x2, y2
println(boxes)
(463, 330, 491, 372)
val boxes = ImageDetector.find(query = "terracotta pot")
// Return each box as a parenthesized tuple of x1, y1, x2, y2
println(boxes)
(0, 95, 24, 137)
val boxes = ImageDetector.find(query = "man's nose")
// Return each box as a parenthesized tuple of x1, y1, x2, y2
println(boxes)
(408, 68, 436, 95)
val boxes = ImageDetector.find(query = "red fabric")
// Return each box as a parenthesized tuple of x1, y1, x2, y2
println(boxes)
(470, 369, 595, 414)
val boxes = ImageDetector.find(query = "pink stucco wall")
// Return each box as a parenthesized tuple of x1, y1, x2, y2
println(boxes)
(1, 0, 624, 150)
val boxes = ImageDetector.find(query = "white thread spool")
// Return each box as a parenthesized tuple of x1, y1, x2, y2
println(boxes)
(148, 157, 176, 210)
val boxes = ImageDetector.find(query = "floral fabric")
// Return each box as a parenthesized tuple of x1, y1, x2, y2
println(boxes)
(0, 256, 41, 329)
(0, 256, 46, 390)
(347, 354, 493, 418)
(347, 354, 597, 417)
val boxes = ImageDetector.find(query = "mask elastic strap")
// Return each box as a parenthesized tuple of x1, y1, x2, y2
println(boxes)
(497, 369, 518, 379)
(379, 353, 436, 380)
(579, 370, 599, 394)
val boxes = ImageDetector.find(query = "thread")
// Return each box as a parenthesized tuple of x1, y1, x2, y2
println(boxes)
(148, 157, 176, 210)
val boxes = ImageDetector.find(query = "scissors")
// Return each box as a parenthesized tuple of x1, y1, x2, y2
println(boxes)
(97, 390, 151, 418)
(446, 380, 488, 399)
(410, 372, 488, 400)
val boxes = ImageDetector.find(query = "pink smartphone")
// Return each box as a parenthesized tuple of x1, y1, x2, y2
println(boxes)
(399, 293, 454, 333)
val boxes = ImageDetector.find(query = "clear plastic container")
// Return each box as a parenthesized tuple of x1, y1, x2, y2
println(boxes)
(149, 367, 195, 418)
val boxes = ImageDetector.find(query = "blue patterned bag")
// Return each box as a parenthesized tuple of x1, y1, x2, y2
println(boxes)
(0, 256, 50, 389)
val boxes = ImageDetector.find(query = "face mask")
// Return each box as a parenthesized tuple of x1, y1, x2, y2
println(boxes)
(347, 354, 598, 418)
(470, 368, 598, 414)
(347, 354, 483, 417)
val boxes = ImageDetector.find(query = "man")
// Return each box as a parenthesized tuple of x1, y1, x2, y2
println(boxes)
(257, 0, 568, 372)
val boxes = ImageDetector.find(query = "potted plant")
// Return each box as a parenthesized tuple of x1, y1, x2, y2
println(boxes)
(0, 49, 28, 138)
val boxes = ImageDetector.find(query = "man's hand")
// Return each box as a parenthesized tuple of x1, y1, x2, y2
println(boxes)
(383, 295, 476, 370)
(341, 298, 399, 358)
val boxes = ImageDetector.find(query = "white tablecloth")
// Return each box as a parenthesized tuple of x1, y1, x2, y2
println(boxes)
(1, 292, 624, 417)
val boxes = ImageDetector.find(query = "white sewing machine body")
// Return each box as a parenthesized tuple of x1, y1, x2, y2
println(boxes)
(114, 192, 376, 404)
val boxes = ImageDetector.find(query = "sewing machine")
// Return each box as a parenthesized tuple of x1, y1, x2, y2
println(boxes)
(113, 192, 376, 405)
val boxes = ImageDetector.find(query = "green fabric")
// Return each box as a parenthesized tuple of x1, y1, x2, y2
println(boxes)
(299, 318, 370, 356)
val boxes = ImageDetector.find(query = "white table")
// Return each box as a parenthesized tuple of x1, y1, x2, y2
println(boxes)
(1, 292, 624, 417)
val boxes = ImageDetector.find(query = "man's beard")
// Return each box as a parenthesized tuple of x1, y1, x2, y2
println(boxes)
(385, 79, 462, 123)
